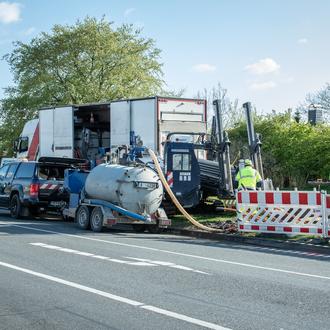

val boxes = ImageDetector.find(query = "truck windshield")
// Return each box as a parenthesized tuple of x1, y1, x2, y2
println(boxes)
(172, 153, 191, 171)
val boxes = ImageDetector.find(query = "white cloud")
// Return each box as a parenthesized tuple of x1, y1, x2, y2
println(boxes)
(124, 8, 135, 17)
(192, 63, 217, 73)
(281, 76, 294, 84)
(0, 2, 21, 24)
(250, 81, 277, 91)
(298, 38, 308, 44)
(245, 58, 280, 75)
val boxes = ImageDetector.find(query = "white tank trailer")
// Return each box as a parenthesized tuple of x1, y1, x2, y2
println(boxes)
(84, 164, 163, 215)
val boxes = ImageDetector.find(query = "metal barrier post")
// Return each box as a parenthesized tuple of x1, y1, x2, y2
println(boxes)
(321, 191, 328, 239)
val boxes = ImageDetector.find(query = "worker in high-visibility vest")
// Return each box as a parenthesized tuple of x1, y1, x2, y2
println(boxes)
(235, 159, 263, 190)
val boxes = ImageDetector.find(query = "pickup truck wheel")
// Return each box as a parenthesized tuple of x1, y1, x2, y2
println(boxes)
(90, 207, 103, 232)
(75, 205, 90, 230)
(10, 194, 22, 219)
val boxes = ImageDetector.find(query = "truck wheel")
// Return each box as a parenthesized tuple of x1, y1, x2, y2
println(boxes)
(132, 224, 146, 233)
(75, 205, 90, 230)
(147, 225, 163, 234)
(90, 207, 103, 232)
(10, 194, 22, 219)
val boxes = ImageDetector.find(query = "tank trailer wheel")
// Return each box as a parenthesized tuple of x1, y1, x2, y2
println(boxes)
(132, 224, 146, 233)
(75, 205, 90, 230)
(90, 207, 104, 232)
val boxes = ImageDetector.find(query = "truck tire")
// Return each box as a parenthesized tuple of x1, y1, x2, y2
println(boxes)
(10, 194, 22, 219)
(75, 205, 90, 230)
(90, 207, 103, 232)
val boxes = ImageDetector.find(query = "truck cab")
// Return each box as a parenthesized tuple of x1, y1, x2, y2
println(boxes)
(163, 134, 203, 208)
(14, 119, 39, 160)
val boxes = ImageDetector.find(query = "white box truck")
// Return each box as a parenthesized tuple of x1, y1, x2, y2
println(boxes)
(15, 97, 207, 161)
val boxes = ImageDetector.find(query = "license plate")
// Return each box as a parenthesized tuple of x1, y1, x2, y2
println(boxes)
(159, 219, 171, 227)
(107, 219, 117, 226)
(50, 201, 65, 207)
(135, 181, 158, 189)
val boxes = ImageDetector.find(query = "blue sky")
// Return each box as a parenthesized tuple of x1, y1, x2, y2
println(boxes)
(0, 0, 329, 113)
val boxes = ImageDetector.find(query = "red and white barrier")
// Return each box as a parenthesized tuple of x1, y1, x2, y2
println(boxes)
(236, 190, 330, 238)
(166, 171, 174, 188)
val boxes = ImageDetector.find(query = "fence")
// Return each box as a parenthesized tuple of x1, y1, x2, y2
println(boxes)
(236, 190, 330, 238)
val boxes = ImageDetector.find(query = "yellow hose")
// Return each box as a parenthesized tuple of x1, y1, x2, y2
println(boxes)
(148, 149, 223, 232)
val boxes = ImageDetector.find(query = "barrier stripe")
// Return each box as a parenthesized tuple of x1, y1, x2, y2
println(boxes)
(265, 192, 274, 204)
(237, 193, 242, 204)
(237, 191, 325, 206)
(282, 192, 291, 205)
(299, 192, 308, 205)
(239, 225, 325, 234)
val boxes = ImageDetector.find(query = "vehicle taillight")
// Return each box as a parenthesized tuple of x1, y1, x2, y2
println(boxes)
(29, 183, 39, 197)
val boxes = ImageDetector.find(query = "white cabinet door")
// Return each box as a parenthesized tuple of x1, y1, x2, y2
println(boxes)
(110, 101, 130, 146)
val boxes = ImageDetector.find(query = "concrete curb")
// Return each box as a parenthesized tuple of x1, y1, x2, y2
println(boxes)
(168, 228, 330, 255)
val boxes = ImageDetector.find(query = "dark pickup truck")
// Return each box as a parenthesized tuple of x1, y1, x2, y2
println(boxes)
(0, 157, 86, 218)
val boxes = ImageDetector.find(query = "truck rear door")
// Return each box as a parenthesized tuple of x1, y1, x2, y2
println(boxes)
(39, 106, 73, 158)
(110, 101, 130, 147)
(53, 106, 73, 157)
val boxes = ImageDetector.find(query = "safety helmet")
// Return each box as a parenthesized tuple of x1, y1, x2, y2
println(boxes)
(244, 159, 253, 166)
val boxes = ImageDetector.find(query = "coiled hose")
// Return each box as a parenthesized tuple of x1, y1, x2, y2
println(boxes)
(148, 149, 224, 232)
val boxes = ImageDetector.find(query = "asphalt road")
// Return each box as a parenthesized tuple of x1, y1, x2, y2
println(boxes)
(0, 211, 329, 330)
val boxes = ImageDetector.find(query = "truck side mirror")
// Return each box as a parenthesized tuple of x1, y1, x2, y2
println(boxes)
(17, 137, 29, 153)
(13, 139, 19, 152)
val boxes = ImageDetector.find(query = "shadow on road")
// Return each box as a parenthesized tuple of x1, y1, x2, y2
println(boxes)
(1, 210, 329, 263)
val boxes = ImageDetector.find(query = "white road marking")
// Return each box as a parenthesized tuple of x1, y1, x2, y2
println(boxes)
(127, 257, 210, 275)
(239, 244, 330, 258)
(30, 243, 209, 274)
(12, 224, 330, 281)
(30, 243, 156, 267)
(0, 260, 229, 330)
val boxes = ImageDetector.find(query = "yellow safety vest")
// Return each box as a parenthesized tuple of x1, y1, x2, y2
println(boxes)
(235, 166, 262, 189)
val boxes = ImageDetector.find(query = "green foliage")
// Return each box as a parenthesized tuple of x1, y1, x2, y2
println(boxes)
(0, 17, 164, 156)
(229, 111, 330, 188)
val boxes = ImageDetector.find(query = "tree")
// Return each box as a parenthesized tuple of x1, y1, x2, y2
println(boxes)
(0, 17, 164, 156)
(229, 111, 330, 188)
(306, 83, 330, 110)
(297, 83, 330, 123)
(196, 83, 243, 130)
